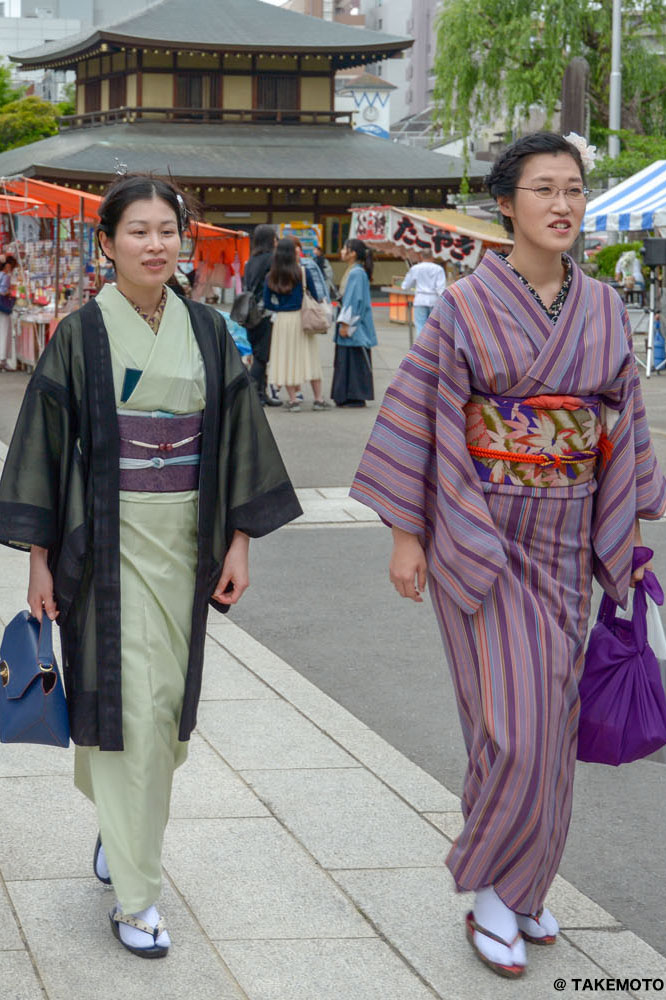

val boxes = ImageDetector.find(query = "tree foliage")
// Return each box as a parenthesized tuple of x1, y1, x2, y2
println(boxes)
(591, 129, 666, 182)
(0, 95, 59, 152)
(433, 0, 666, 150)
(594, 240, 643, 277)
(56, 82, 76, 119)
(0, 62, 25, 110)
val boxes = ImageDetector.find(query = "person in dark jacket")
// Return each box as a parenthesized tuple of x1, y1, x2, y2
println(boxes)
(243, 224, 281, 405)
(0, 175, 301, 959)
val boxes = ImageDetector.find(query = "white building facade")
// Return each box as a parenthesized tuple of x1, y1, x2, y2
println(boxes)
(361, 0, 442, 125)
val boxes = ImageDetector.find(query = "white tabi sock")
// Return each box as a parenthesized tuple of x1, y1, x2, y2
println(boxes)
(473, 886, 527, 968)
(95, 842, 111, 882)
(116, 903, 171, 950)
(516, 906, 559, 940)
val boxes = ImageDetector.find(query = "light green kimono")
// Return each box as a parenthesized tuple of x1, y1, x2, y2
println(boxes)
(75, 284, 206, 913)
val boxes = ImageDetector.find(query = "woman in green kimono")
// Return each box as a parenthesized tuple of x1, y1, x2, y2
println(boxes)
(0, 175, 301, 958)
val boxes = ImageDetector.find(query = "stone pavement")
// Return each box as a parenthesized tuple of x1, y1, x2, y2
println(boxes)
(2, 437, 666, 1000)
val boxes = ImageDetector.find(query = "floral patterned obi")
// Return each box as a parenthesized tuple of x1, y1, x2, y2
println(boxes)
(464, 393, 611, 489)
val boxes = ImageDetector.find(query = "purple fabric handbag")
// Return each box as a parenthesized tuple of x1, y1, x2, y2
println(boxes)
(577, 547, 666, 766)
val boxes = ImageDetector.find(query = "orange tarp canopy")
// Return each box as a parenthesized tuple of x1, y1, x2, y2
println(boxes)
(3, 177, 102, 222)
(0, 193, 54, 217)
(2, 175, 250, 268)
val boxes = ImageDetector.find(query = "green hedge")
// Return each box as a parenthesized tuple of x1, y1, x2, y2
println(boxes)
(594, 241, 644, 278)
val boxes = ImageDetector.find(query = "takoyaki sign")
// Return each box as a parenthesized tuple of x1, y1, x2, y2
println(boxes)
(350, 206, 484, 267)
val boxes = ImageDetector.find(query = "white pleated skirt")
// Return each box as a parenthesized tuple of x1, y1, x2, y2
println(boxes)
(268, 309, 323, 386)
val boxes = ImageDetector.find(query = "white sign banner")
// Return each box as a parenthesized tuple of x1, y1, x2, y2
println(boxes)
(351, 207, 482, 267)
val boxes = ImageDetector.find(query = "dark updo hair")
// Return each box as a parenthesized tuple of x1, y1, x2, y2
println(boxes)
(486, 132, 586, 235)
(96, 173, 198, 261)
(345, 238, 374, 281)
(251, 223, 277, 256)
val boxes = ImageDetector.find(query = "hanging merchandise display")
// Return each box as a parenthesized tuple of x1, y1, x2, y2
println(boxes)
(0, 177, 249, 369)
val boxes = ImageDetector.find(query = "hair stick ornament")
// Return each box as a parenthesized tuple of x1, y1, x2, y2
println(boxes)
(176, 193, 188, 231)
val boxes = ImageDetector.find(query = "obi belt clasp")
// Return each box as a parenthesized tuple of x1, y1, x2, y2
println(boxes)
(464, 393, 612, 489)
(117, 409, 203, 492)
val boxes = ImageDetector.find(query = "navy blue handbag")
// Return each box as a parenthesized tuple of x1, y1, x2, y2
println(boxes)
(0, 612, 70, 747)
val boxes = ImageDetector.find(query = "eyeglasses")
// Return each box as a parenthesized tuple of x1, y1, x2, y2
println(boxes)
(515, 185, 589, 200)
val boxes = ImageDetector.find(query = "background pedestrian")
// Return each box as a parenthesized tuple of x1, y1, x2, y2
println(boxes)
(331, 238, 377, 407)
(401, 249, 446, 336)
(0, 254, 17, 371)
(243, 224, 282, 406)
(264, 237, 330, 412)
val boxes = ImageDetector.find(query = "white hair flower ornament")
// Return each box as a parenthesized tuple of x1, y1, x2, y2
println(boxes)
(563, 132, 597, 172)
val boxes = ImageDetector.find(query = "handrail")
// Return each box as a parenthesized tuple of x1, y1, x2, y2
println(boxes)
(58, 107, 353, 128)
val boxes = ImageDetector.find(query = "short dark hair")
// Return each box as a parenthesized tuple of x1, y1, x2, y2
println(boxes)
(4, 255, 17, 268)
(267, 237, 301, 294)
(251, 223, 277, 256)
(345, 238, 374, 281)
(96, 173, 197, 261)
(486, 132, 586, 235)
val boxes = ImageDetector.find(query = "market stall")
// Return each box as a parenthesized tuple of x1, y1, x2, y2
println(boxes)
(0, 176, 250, 368)
(350, 205, 512, 268)
(349, 205, 511, 340)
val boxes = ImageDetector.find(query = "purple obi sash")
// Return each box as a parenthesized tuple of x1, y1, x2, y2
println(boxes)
(117, 410, 203, 492)
(464, 393, 609, 489)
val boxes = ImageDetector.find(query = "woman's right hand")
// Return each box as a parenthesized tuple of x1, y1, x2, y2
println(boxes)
(28, 546, 58, 622)
(389, 527, 427, 603)
(338, 323, 350, 338)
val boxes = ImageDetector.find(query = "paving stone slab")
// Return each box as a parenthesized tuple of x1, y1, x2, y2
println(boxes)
(0, 950, 44, 1000)
(425, 811, 464, 842)
(316, 487, 352, 499)
(242, 767, 448, 869)
(7, 877, 247, 1000)
(344, 502, 381, 521)
(164, 816, 375, 941)
(0, 774, 96, 879)
(196, 699, 356, 771)
(546, 874, 621, 930)
(199, 638, 278, 701)
(565, 930, 666, 999)
(170, 734, 269, 819)
(0, 879, 23, 950)
(216, 939, 437, 1000)
(341, 730, 460, 812)
(0, 742, 74, 778)
(293, 505, 356, 524)
(215, 641, 372, 741)
(333, 868, 632, 1000)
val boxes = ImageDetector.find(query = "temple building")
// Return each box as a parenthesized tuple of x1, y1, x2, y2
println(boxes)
(0, 0, 486, 254)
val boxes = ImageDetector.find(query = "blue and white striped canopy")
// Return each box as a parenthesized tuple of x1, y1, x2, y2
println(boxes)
(584, 160, 666, 233)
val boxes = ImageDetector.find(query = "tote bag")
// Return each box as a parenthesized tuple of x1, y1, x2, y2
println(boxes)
(577, 550, 666, 766)
(300, 268, 331, 335)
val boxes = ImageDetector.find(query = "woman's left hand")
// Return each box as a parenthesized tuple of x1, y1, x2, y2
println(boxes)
(338, 323, 350, 338)
(213, 531, 250, 605)
(630, 520, 653, 587)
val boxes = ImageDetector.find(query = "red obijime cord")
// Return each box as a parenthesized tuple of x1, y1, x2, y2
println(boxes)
(467, 437, 613, 471)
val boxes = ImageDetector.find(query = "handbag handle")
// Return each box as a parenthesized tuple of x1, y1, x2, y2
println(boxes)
(596, 545, 660, 651)
(37, 616, 55, 671)
(598, 580, 649, 651)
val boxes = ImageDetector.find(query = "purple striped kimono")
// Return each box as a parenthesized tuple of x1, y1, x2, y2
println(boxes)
(350, 251, 666, 915)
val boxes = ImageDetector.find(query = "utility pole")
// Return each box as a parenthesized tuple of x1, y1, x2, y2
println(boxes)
(608, 0, 622, 177)
(607, 0, 622, 243)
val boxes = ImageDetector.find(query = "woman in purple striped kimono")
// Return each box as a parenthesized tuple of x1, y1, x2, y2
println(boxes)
(350, 132, 666, 979)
